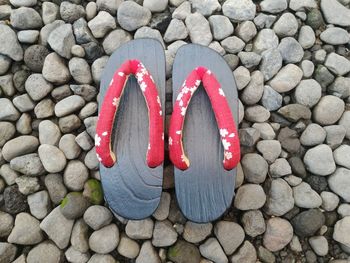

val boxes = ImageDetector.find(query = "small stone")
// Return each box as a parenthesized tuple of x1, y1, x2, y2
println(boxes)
(0, 212, 14, 237)
(221, 36, 245, 54)
(183, 222, 212, 243)
(60, 1, 85, 23)
(42, 53, 71, 85)
(290, 0, 317, 10)
(328, 168, 350, 202)
(38, 145, 67, 173)
(241, 210, 266, 237)
(117, 234, 140, 259)
(164, 19, 188, 43)
(293, 182, 322, 209)
(82, 179, 103, 205)
(263, 217, 293, 252)
(8, 212, 43, 245)
(333, 217, 350, 247)
(117, 1, 152, 31)
(214, 221, 244, 255)
(71, 219, 89, 253)
(245, 105, 270, 123)
(273, 13, 298, 37)
(199, 238, 228, 263)
(294, 79, 322, 108)
(320, 0, 350, 27)
(60, 192, 90, 220)
(253, 29, 279, 54)
(0, 243, 17, 263)
(234, 184, 266, 210)
(241, 71, 264, 105)
(42, 2, 59, 24)
(134, 27, 165, 48)
(0, 55, 11, 75)
(15, 176, 40, 195)
(325, 52, 350, 76)
(10, 7, 42, 29)
(257, 140, 281, 164)
(89, 224, 119, 254)
(152, 220, 178, 247)
(38, 120, 61, 146)
(102, 29, 132, 55)
(44, 174, 67, 205)
(136, 241, 160, 263)
(315, 65, 334, 89)
(172, 1, 190, 20)
(0, 122, 15, 147)
(278, 104, 311, 122)
(27, 241, 62, 263)
(340, 111, 350, 140)
(252, 123, 275, 140)
(24, 45, 49, 73)
(153, 192, 171, 220)
(333, 145, 350, 169)
(269, 64, 303, 93)
(222, 0, 256, 22)
(313, 95, 345, 125)
(0, 98, 20, 122)
(259, 48, 282, 81)
(289, 235, 302, 252)
(301, 60, 314, 78)
(304, 144, 336, 176)
(64, 160, 89, 191)
(68, 58, 92, 84)
(309, 236, 328, 256)
(241, 153, 268, 183)
(126, 219, 154, 239)
(17, 30, 39, 44)
(185, 13, 212, 46)
(28, 190, 50, 219)
(40, 206, 74, 249)
(320, 27, 350, 45)
(230, 241, 257, 263)
(265, 178, 294, 216)
(190, 0, 220, 16)
(0, 25, 23, 61)
(291, 209, 325, 237)
(300, 124, 326, 146)
(269, 158, 292, 177)
(2, 135, 38, 162)
(329, 77, 350, 99)
(324, 125, 346, 149)
(10, 154, 45, 176)
(55, 95, 85, 117)
(278, 37, 304, 63)
(3, 185, 28, 214)
(143, 0, 168, 12)
(84, 205, 112, 230)
(321, 191, 339, 212)
(261, 85, 282, 111)
(168, 240, 200, 263)
(260, 0, 287, 13)
(233, 66, 250, 90)
(208, 15, 233, 41)
(59, 134, 81, 160)
(65, 246, 90, 263)
(0, 164, 18, 186)
(48, 24, 75, 59)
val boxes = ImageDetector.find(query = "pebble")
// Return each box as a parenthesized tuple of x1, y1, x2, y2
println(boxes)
(65, 246, 90, 263)
(42, 53, 71, 85)
(183, 222, 212, 243)
(172, 1, 191, 20)
(324, 125, 346, 149)
(103, 29, 132, 55)
(301, 60, 314, 78)
(89, 224, 119, 254)
(259, 48, 282, 81)
(304, 144, 336, 176)
(0, 55, 11, 75)
(8, 212, 43, 245)
(24, 45, 49, 73)
(60, 1, 85, 23)
(313, 95, 345, 125)
(117, 234, 140, 259)
(290, 0, 317, 10)
(10, 153, 45, 176)
(126, 219, 154, 239)
(241, 210, 266, 238)
(63, 160, 89, 191)
(60, 192, 89, 220)
(273, 13, 298, 37)
(44, 173, 67, 205)
(234, 184, 266, 210)
(70, 219, 89, 253)
(0, 212, 14, 237)
(257, 140, 281, 163)
(260, 0, 287, 13)
(144, 0, 168, 12)
(117, 1, 152, 31)
(241, 153, 268, 183)
(293, 182, 322, 209)
(2, 135, 38, 162)
(15, 176, 40, 195)
(40, 206, 74, 249)
(55, 95, 85, 117)
(10, 7, 42, 29)
(222, 0, 256, 22)
(269, 64, 303, 93)
(185, 13, 212, 46)
(329, 77, 350, 99)
(10, 0, 37, 7)
(0, 122, 15, 147)
(16, 113, 31, 134)
(17, 30, 39, 44)
(152, 220, 178, 247)
(291, 209, 325, 237)
(27, 241, 62, 263)
(245, 105, 270, 123)
(269, 158, 292, 177)
(253, 29, 279, 54)
(27, 190, 50, 219)
(48, 24, 75, 59)
(38, 145, 67, 173)
(300, 123, 326, 146)
(134, 27, 165, 48)
(235, 21, 257, 42)
(241, 71, 264, 104)
(309, 236, 328, 256)
(208, 15, 233, 41)
(324, 52, 350, 76)
(153, 192, 171, 220)
(201, 242, 229, 263)
(42, 2, 59, 24)
(0, 98, 20, 122)
(320, 0, 350, 27)
(278, 37, 304, 63)
(167, 240, 200, 263)
(164, 19, 188, 43)
(214, 221, 244, 255)
(265, 178, 294, 216)
(320, 27, 350, 45)
(230, 241, 257, 263)
(221, 36, 245, 54)
(252, 123, 275, 140)
(333, 145, 350, 169)
(294, 79, 322, 108)
(0, 25, 24, 61)
(136, 241, 161, 263)
(333, 217, 350, 247)
(38, 120, 61, 146)
(233, 66, 250, 90)
(84, 205, 112, 230)
(321, 191, 339, 212)
(261, 85, 282, 111)
(0, 243, 17, 263)
(339, 111, 350, 139)
(263, 217, 293, 252)
(328, 168, 350, 202)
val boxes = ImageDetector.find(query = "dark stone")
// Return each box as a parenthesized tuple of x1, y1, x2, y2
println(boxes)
(168, 240, 201, 263)
(24, 45, 50, 73)
(306, 9, 325, 30)
(60, 192, 90, 220)
(283, 206, 300, 221)
(305, 175, 328, 193)
(239, 128, 260, 147)
(150, 12, 171, 34)
(81, 42, 104, 63)
(277, 127, 301, 154)
(324, 211, 338, 227)
(270, 112, 291, 127)
(58, 114, 82, 133)
(3, 185, 28, 214)
(291, 209, 325, 237)
(13, 69, 30, 93)
(288, 156, 307, 179)
(73, 18, 96, 44)
(51, 85, 72, 102)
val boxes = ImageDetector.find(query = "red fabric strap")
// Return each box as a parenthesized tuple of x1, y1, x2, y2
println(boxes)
(169, 67, 240, 171)
(95, 60, 164, 168)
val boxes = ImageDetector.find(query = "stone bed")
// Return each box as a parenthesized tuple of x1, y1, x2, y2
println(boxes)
(0, 0, 350, 262)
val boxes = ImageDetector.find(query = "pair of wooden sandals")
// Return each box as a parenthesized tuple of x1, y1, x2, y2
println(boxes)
(96, 39, 240, 223)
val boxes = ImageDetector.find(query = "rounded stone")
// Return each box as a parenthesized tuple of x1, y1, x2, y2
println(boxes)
(263, 217, 293, 252)
(117, 1, 152, 31)
(89, 224, 120, 254)
(63, 160, 89, 191)
(294, 79, 322, 108)
(38, 144, 67, 173)
(313, 95, 345, 125)
(42, 53, 71, 85)
(241, 153, 268, 183)
(234, 184, 266, 210)
(303, 144, 336, 176)
(2, 135, 39, 162)
(83, 205, 113, 230)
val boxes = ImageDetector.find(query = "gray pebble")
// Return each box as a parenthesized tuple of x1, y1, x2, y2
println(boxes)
(10, 7, 42, 29)
(71, 219, 89, 253)
(27, 242, 62, 263)
(333, 145, 350, 169)
(13, 94, 35, 113)
(263, 217, 293, 252)
(241, 71, 264, 105)
(117, 1, 152, 31)
(152, 220, 178, 247)
(222, 0, 256, 22)
(10, 153, 45, 176)
(0, 211, 14, 237)
(17, 30, 39, 43)
(24, 45, 50, 73)
(27, 190, 50, 219)
(126, 219, 154, 239)
(44, 173, 67, 205)
(60, 192, 90, 220)
(84, 205, 112, 230)
(329, 168, 350, 203)
(34, 99, 55, 119)
(134, 27, 165, 48)
(293, 182, 322, 209)
(38, 144, 67, 173)
(298, 25, 315, 49)
(164, 19, 188, 43)
(260, 0, 287, 13)
(208, 15, 233, 41)
(48, 24, 75, 59)
(42, 53, 71, 85)
(10, 0, 37, 7)
(199, 238, 228, 263)
(89, 224, 119, 253)
(190, 0, 220, 16)
(0, 122, 15, 148)
(185, 13, 212, 46)
(261, 85, 282, 111)
(320, 27, 350, 45)
(320, 0, 350, 27)
(68, 58, 92, 84)
(0, 54, 11, 75)
(313, 95, 345, 125)
(234, 184, 266, 210)
(235, 21, 257, 42)
(60, 1, 85, 23)
(301, 60, 314, 78)
(253, 29, 279, 54)
(42, 2, 59, 25)
(25, 74, 53, 101)
(64, 160, 89, 191)
(245, 105, 270, 123)
(221, 36, 245, 54)
(55, 95, 85, 117)
(233, 66, 250, 90)
(304, 144, 336, 176)
(230, 241, 257, 262)
(273, 12, 298, 37)
(183, 221, 212, 243)
(324, 52, 350, 76)
(172, 1, 191, 20)
(91, 56, 108, 84)
(2, 135, 38, 162)
(278, 37, 304, 63)
(88, 11, 116, 38)
(238, 52, 261, 68)
(265, 178, 294, 216)
(300, 123, 326, 146)
(38, 120, 61, 146)
(103, 29, 132, 55)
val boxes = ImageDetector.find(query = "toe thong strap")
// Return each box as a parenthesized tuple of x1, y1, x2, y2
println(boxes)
(169, 67, 240, 171)
(95, 59, 164, 168)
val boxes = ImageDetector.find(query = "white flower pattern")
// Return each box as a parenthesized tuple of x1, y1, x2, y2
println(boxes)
(220, 128, 229, 137)
(219, 88, 225, 97)
(225, 151, 232, 160)
(95, 134, 101, 147)
(222, 139, 231, 150)
(102, 131, 108, 136)
(169, 137, 172, 145)
(112, 97, 120, 107)
(96, 153, 102, 162)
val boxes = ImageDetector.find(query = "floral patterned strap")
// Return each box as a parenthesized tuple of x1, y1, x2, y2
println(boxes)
(95, 59, 164, 168)
(169, 67, 240, 171)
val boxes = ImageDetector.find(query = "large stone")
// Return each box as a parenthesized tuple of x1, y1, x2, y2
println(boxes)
(269, 64, 303, 93)
(265, 178, 294, 216)
(293, 182, 322, 209)
(313, 95, 345, 125)
(0, 25, 23, 61)
(278, 104, 311, 122)
(291, 209, 325, 237)
(88, 11, 116, 38)
(28, 190, 50, 219)
(0, 99, 20, 122)
(64, 160, 89, 191)
(263, 217, 293, 252)
(24, 44, 50, 72)
(320, 0, 350, 27)
(222, 0, 256, 22)
(89, 224, 119, 254)
(0, 243, 17, 263)
(328, 168, 350, 202)
(234, 184, 266, 210)
(214, 221, 245, 255)
(185, 13, 212, 46)
(304, 144, 336, 176)
(324, 52, 350, 76)
(333, 217, 350, 247)
(320, 27, 350, 45)
(294, 79, 322, 108)
(10, 7, 42, 29)
(2, 135, 39, 161)
(334, 145, 350, 169)
(48, 24, 75, 59)
(25, 73, 53, 101)
(42, 53, 71, 85)
(117, 1, 152, 31)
